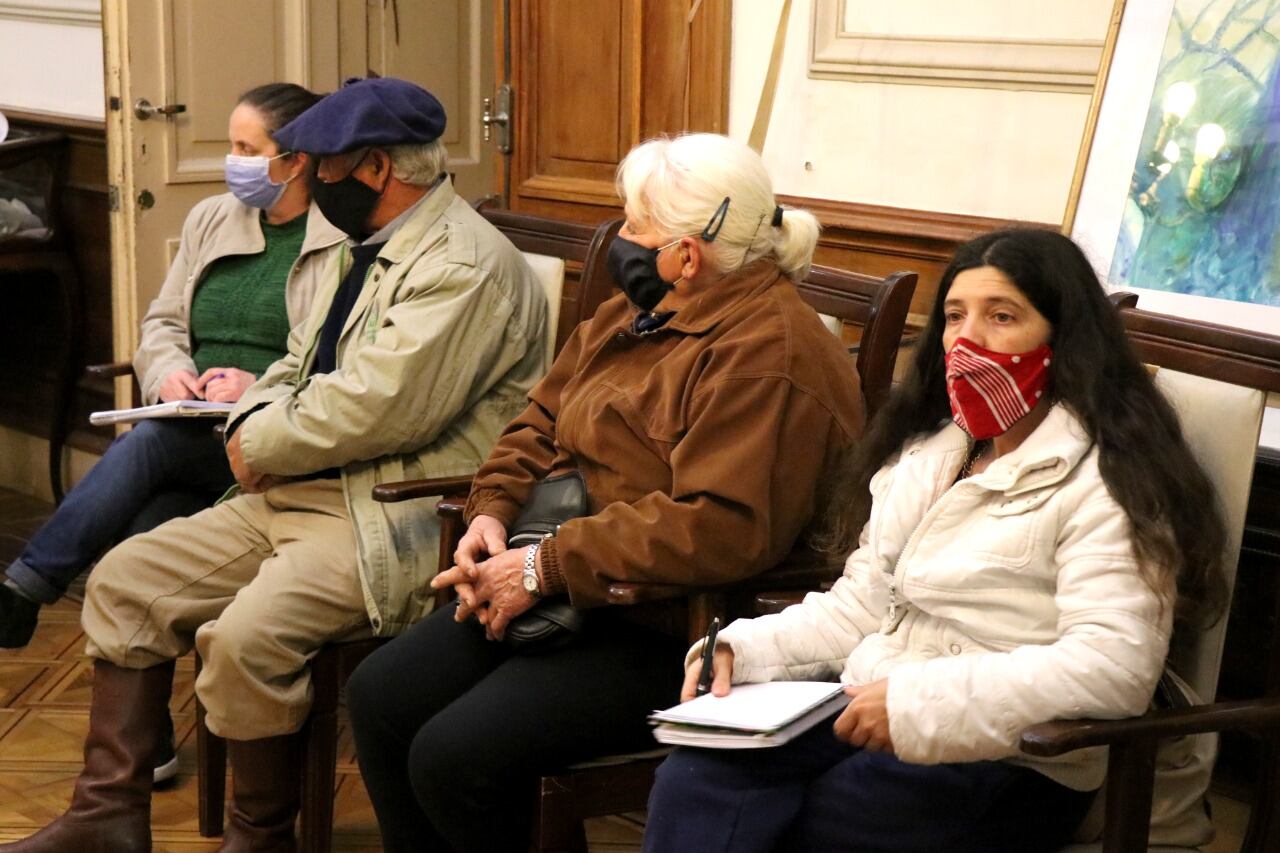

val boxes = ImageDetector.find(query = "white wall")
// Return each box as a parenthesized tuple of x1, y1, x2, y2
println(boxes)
(0, 4, 104, 121)
(729, 0, 1112, 223)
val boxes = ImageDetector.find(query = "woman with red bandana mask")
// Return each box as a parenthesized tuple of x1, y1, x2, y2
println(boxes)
(644, 228, 1229, 853)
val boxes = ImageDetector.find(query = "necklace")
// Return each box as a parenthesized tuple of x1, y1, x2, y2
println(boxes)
(959, 439, 989, 480)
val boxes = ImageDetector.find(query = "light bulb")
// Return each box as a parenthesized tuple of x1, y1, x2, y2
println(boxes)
(1162, 141, 1181, 163)
(1194, 123, 1226, 160)
(1163, 82, 1196, 119)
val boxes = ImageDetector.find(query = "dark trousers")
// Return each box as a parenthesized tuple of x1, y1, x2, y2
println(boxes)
(644, 716, 1096, 853)
(346, 600, 685, 853)
(5, 418, 233, 603)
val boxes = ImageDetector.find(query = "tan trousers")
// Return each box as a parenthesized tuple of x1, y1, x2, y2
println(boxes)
(82, 479, 371, 740)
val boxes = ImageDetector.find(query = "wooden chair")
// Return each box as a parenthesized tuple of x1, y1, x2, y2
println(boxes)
(1019, 294, 1280, 853)
(0, 126, 81, 502)
(372, 261, 918, 852)
(193, 210, 622, 852)
(757, 293, 1280, 853)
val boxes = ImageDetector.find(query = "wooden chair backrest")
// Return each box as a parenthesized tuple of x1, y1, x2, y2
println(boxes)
(798, 265, 917, 416)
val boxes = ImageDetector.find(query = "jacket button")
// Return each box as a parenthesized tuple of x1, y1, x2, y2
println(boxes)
(949, 643, 962, 655)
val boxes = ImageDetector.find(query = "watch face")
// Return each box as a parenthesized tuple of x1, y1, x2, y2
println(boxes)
(522, 572, 539, 594)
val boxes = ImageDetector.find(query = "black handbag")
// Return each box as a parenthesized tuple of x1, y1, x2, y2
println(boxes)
(503, 472, 589, 651)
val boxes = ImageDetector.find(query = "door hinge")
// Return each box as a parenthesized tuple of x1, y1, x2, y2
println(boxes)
(107, 185, 121, 212)
(482, 84, 514, 154)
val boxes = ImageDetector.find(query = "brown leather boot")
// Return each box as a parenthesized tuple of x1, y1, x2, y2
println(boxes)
(216, 735, 301, 852)
(0, 658, 174, 853)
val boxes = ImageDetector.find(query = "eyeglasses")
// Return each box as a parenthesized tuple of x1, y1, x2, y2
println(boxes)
(700, 197, 730, 242)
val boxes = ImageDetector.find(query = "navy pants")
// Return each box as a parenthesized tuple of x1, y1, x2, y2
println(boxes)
(644, 713, 1096, 853)
(5, 418, 233, 603)
(346, 600, 685, 853)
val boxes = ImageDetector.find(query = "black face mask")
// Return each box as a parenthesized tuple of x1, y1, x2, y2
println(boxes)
(607, 236, 678, 312)
(310, 151, 383, 239)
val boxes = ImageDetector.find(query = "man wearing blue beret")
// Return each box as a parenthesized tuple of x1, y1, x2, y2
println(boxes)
(5, 77, 549, 853)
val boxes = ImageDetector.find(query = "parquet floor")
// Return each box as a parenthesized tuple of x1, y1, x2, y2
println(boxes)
(0, 488, 645, 851)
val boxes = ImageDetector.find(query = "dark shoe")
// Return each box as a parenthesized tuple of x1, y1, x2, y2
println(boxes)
(152, 710, 179, 786)
(217, 735, 300, 852)
(0, 658, 174, 853)
(0, 584, 39, 649)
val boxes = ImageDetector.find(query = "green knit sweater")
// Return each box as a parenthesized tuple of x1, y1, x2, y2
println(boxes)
(189, 212, 307, 377)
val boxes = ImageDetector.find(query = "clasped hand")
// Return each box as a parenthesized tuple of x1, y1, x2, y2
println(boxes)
(681, 647, 894, 753)
(432, 514, 537, 641)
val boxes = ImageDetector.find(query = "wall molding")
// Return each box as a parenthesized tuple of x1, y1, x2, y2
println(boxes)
(0, 0, 100, 27)
(809, 0, 1103, 93)
(780, 194, 1055, 258)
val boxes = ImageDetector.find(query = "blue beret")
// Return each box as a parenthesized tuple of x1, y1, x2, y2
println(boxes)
(274, 77, 446, 156)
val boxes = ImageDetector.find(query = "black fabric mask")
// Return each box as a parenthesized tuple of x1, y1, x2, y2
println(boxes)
(608, 236, 676, 312)
(310, 153, 383, 239)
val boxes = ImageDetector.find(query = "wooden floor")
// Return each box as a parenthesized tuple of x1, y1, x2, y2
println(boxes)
(0, 488, 644, 851)
(0, 486, 1256, 851)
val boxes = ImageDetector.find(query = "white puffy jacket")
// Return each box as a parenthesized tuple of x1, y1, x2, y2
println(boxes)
(713, 404, 1171, 791)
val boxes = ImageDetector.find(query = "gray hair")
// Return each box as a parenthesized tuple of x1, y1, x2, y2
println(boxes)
(616, 133, 820, 281)
(387, 139, 448, 187)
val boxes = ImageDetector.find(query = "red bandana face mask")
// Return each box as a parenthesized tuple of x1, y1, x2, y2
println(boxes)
(944, 337, 1053, 439)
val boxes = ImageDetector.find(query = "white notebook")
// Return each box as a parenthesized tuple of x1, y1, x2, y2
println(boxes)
(650, 681, 850, 749)
(89, 400, 234, 426)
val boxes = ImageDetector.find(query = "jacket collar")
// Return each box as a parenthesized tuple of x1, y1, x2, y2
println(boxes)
(662, 259, 783, 335)
(217, 194, 346, 258)
(910, 404, 1094, 496)
(373, 176, 457, 266)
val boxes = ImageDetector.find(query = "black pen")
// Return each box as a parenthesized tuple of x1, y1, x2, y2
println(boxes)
(695, 617, 721, 696)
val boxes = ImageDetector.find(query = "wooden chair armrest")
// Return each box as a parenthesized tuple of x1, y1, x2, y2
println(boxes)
(85, 360, 133, 379)
(437, 495, 468, 519)
(1019, 697, 1280, 757)
(605, 554, 842, 608)
(370, 475, 476, 504)
(605, 581, 688, 607)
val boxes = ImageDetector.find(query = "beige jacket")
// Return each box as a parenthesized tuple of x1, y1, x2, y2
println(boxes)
(230, 179, 549, 635)
(132, 192, 347, 404)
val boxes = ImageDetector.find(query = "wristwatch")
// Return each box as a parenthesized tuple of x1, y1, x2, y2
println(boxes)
(521, 543, 543, 598)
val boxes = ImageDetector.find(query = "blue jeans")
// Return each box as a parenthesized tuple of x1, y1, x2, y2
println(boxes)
(6, 418, 234, 604)
(644, 713, 1096, 853)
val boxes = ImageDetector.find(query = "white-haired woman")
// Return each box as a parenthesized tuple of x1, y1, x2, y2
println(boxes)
(344, 133, 866, 852)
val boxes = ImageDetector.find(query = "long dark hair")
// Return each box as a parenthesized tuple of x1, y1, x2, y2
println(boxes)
(815, 228, 1228, 628)
(236, 82, 321, 146)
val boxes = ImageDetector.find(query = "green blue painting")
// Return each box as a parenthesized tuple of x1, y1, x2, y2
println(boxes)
(1112, 0, 1280, 307)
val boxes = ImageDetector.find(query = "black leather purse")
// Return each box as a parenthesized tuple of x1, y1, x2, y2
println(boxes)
(504, 472, 589, 651)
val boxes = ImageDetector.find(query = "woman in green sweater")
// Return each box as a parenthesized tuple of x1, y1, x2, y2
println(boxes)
(0, 84, 345, 702)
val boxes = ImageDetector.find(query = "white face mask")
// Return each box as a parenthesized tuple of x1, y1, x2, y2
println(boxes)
(224, 152, 293, 209)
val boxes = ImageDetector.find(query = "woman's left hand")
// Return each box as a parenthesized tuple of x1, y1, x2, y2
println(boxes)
(833, 679, 894, 753)
(197, 367, 257, 403)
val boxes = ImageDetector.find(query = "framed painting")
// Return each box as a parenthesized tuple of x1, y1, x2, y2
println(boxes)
(1068, 0, 1280, 336)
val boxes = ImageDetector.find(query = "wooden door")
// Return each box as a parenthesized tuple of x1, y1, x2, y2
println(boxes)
(497, 0, 730, 223)
(103, 0, 496, 407)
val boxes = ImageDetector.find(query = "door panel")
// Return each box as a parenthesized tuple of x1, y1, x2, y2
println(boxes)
(163, 0, 296, 182)
(360, 0, 495, 202)
(501, 0, 730, 223)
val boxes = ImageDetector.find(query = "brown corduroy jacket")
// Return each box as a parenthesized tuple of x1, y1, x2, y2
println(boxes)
(465, 259, 865, 610)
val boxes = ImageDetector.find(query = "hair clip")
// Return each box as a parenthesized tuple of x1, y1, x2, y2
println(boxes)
(700, 196, 731, 242)
(771, 205, 784, 227)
